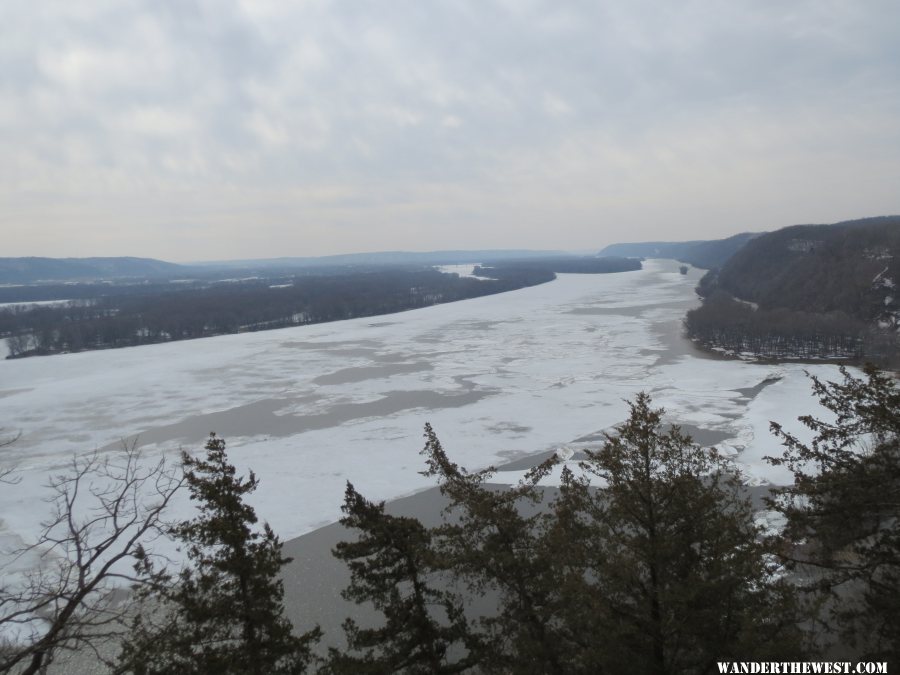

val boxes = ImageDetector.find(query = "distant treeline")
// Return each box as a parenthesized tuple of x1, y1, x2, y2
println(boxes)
(478, 256, 641, 275)
(2, 258, 640, 359)
(684, 216, 900, 366)
(0, 268, 546, 357)
(684, 291, 893, 362)
(598, 231, 760, 270)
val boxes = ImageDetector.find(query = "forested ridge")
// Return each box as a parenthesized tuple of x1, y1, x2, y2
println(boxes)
(686, 216, 900, 365)
(0, 257, 187, 283)
(0, 250, 572, 285)
(597, 231, 760, 270)
(1, 257, 639, 359)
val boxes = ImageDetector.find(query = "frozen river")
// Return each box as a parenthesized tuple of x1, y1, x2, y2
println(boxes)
(0, 259, 839, 552)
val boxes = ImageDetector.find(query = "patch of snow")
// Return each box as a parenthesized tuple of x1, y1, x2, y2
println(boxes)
(872, 268, 895, 290)
(714, 443, 739, 457)
(0, 299, 78, 311)
(754, 510, 788, 537)
(555, 446, 575, 461)
(733, 297, 759, 310)
(434, 264, 493, 281)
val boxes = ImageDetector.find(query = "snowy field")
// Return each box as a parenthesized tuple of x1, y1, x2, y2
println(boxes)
(434, 263, 493, 280)
(0, 259, 841, 560)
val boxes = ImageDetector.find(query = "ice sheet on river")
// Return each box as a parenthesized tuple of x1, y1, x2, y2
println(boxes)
(0, 260, 841, 553)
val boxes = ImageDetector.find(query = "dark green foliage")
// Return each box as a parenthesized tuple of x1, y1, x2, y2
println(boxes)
(119, 433, 319, 675)
(420, 425, 574, 674)
(332, 401, 806, 673)
(325, 482, 475, 674)
(567, 394, 806, 673)
(767, 365, 900, 659)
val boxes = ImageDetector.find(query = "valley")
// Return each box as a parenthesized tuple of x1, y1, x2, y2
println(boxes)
(0, 259, 839, 563)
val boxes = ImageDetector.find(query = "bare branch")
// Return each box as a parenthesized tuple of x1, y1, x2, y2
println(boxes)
(0, 441, 184, 675)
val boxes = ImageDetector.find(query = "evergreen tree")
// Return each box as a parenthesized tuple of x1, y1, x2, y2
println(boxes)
(119, 433, 320, 674)
(767, 365, 900, 659)
(569, 393, 805, 672)
(325, 482, 475, 674)
(332, 400, 808, 674)
(532, 464, 610, 674)
(420, 424, 575, 674)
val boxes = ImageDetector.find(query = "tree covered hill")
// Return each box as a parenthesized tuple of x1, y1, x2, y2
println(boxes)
(700, 216, 900, 322)
(0, 250, 568, 285)
(1, 256, 640, 359)
(193, 249, 567, 270)
(0, 257, 187, 283)
(687, 215, 900, 365)
(597, 231, 760, 270)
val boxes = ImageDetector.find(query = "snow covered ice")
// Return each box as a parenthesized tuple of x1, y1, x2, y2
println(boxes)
(0, 259, 842, 559)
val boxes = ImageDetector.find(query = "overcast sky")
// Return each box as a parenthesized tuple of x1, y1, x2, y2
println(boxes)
(3, 1, 899, 261)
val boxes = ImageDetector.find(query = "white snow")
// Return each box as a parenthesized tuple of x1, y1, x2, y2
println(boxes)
(434, 264, 493, 280)
(555, 446, 575, 462)
(0, 260, 844, 567)
(0, 299, 78, 311)
(873, 267, 896, 291)
(754, 510, 788, 537)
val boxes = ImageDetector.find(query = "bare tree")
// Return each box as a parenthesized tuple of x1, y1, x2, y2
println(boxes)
(4, 335, 32, 359)
(0, 445, 184, 675)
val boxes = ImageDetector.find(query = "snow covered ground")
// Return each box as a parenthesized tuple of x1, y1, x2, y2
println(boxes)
(0, 299, 72, 310)
(434, 263, 494, 280)
(0, 259, 842, 561)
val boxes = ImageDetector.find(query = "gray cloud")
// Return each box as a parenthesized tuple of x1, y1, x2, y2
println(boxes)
(2, 0, 899, 259)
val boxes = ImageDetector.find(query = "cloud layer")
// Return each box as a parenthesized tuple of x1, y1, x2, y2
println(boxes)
(3, 0, 899, 259)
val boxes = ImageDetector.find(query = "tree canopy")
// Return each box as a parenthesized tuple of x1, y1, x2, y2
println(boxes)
(331, 395, 807, 673)
(767, 365, 900, 660)
(119, 433, 320, 675)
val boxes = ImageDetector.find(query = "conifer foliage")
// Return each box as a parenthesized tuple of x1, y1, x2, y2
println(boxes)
(768, 365, 900, 659)
(566, 393, 804, 672)
(332, 397, 805, 673)
(419, 424, 572, 673)
(119, 433, 320, 675)
(326, 482, 475, 674)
